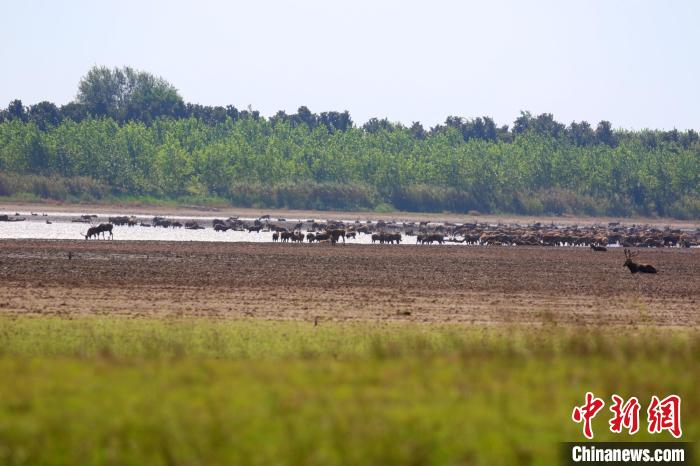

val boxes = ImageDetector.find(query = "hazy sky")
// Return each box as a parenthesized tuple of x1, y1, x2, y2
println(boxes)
(2, 0, 698, 129)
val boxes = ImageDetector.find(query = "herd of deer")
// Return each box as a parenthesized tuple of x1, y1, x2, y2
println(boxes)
(74, 215, 673, 274)
(79, 215, 700, 248)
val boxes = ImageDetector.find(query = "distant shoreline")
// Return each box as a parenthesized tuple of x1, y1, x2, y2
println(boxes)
(1, 200, 697, 229)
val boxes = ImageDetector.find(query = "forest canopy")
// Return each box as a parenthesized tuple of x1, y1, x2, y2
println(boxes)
(0, 66, 698, 218)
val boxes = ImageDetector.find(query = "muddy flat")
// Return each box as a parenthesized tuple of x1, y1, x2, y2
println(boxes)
(1, 239, 697, 326)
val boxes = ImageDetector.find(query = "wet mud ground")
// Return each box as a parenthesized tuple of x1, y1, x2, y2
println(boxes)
(1, 239, 697, 326)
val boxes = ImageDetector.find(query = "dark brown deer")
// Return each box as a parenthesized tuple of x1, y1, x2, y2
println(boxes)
(623, 249, 657, 274)
(84, 225, 98, 239)
(590, 244, 607, 252)
(326, 229, 346, 244)
(84, 223, 113, 240)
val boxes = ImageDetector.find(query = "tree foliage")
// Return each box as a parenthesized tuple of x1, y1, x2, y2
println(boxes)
(0, 67, 697, 218)
(75, 66, 185, 123)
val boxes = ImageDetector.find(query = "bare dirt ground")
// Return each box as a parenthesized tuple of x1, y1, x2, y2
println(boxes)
(2, 200, 698, 229)
(1, 239, 697, 326)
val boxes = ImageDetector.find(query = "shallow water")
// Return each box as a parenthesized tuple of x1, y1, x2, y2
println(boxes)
(2, 211, 695, 247)
(0, 213, 390, 244)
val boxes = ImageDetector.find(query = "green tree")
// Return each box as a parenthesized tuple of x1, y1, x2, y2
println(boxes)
(76, 66, 184, 123)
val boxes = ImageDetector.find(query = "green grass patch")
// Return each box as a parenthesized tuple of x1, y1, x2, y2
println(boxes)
(0, 317, 697, 466)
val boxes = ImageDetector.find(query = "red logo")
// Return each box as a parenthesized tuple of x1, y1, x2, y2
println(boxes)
(647, 395, 682, 438)
(609, 394, 641, 435)
(572, 393, 682, 439)
(572, 392, 605, 439)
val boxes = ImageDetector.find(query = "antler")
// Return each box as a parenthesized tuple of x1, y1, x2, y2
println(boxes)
(624, 248, 639, 259)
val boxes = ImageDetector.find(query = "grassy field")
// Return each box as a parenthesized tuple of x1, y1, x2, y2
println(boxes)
(0, 317, 697, 466)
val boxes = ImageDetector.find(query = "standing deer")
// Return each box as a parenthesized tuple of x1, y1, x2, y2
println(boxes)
(83, 223, 114, 239)
(83, 223, 113, 240)
(623, 249, 657, 274)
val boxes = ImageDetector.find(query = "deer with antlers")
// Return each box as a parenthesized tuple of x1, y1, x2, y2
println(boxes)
(623, 248, 657, 274)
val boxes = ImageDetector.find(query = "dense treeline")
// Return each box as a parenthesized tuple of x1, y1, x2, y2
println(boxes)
(0, 66, 698, 218)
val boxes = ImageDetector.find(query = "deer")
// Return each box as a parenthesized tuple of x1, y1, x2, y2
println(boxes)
(84, 223, 113, 240)
(623, 249, 657, 274)
(326, 228, 346, 244)
(590, 244, 607, 252)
